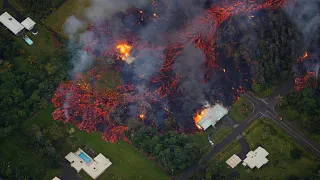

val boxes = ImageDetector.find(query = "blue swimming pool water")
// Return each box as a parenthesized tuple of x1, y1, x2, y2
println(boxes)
(78, 152, 92, 164)
(24, 37, 33, 45)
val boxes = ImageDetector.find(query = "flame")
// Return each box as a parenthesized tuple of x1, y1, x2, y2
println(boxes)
(139, 10, 143, 14)
(223, 68, 226, 73)
(303, 52, 308, 58)
(297, 51, 309, 63)
(116, 44, 132, 59)
(193, 108, 208, 130)
(153, 13, 157, 17)
(139, 114, 145, 119)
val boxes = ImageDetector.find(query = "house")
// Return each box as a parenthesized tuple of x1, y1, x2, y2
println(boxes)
(197, 104, 228, 130)
(21, 17, 36, 31)
(242, 146, 269, 169)
(0, 12, 24, 35)
(226, 154, 242, 169)
(65, 148, 112, 179)
(52, 177, 60, 180)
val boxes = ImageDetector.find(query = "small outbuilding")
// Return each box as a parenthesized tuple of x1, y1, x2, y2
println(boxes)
(21, 17, 36, 30)
(0, 12, 24, 35)
(242, 146, 269, 169)
(226, 154, 242, 169)
(52, 177, 60, 180)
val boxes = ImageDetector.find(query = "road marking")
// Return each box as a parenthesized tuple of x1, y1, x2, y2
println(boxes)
(260, 111, 266, 117)
(247, 112, 261, 124)
(262, 99, 268, 104)
(265, 111, 320, 154)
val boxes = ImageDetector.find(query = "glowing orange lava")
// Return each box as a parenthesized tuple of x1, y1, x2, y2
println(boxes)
(116, 44, 132, 59)
(193, 108, 209, 130)
(297, 51, 309, 63)
(139, 114, 145, 120)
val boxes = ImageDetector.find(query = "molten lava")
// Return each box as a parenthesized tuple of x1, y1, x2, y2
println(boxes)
(53, 0, 299, 142)
(117, 44, 132, 60)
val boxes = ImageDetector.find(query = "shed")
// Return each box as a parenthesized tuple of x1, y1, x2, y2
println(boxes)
(226, 154, 242, 169)
(21, 17, 36, 30)
(0, 12, 24, 35)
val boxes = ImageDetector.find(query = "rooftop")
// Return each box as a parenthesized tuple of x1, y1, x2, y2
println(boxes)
(0, 12, 24, 35)
(21, 17, 36, 30)
(197, 104, 228, 130)
(65, 148, 112, 179)
(242, 146, 269, 169)
(226, 154, 242, 169)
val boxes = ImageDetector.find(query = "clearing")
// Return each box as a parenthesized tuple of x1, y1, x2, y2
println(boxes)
(228, 97, 253, 123)
(214, 118, 318, 179)
(17, 105, 169, 180)
(45, 0, 91, 37)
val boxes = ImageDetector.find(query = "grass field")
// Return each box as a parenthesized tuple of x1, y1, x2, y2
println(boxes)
(20, 105, 169, 180)
(228, 97, 253, 123)
(212, 118, 318, 179)
(190, 126, 232, 156)
(45, 0, 91, 36)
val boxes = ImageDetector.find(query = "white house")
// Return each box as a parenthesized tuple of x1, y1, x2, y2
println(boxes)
(226, 154, 242, 169)
(197, 104, 228, 130)
(21, 17, 36, 30)
(0, 12, 24, 35)
(65, 148, 112, 179)
(242, 146, 269, 169)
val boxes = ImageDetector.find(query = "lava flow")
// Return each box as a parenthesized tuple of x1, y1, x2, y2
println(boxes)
(53, 0, 297, 143)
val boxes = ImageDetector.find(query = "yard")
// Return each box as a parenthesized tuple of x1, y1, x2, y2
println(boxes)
(228, 97, 253, 123)
(190, 126, 232, 156)
(212, 118, 318, 179)
(45, 0, 91, 37)
(17, 105, 169, 180)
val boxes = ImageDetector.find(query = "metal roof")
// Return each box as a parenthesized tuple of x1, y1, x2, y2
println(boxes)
(21, 17, 36, 30)
(0, 12, 24, 35)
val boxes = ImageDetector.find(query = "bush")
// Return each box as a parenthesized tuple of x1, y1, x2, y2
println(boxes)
(290, 148, 302, 160)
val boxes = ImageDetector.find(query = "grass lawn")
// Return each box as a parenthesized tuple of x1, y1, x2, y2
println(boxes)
(22, 105, 169, 180)
(276, 106, 320, 145)
(214, 118, 318, 179)
(190, 126, 232, 156)
(228, 97, 253, 123)
(45, 0, 91, 36)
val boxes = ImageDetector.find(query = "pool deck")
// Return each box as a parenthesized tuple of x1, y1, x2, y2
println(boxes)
(65, 148, 112, 179)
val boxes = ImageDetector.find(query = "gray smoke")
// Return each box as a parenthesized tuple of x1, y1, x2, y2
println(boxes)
(284, 0, 320, 54)
(173, 44, 209, 116)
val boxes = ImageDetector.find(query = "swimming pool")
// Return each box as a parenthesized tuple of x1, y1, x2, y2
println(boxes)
(78, 152, 92, 164)
(24, 37, 33, 45)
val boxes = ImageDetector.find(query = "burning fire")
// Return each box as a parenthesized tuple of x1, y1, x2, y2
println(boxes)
(193, 108, 209, 130)
(139, 114, 145, 120)
(116, 44, 132, 59)
(297, 51, 309, 63)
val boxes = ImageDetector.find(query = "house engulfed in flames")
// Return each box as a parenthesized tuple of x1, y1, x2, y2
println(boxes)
(194, 103, 228, 130)
(116, 43, 135, 64)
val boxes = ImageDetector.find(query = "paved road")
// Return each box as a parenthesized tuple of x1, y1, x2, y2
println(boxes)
(243, 92, 320, 158)
(179, 79, 320, 180)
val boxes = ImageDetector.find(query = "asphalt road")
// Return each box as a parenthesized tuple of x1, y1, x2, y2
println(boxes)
(179, 80, 320, 180)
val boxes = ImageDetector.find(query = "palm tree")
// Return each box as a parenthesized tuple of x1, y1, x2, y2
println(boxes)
(276, 95, 284, 107)
(27, 55, 37, 65)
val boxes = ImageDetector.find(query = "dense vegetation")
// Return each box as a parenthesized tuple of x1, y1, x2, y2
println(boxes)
(280, 78, 320, 140)
(217, 10, 303, 95)
(125, 118, 200, 175)
(190, 162, 234, 180)
(0, 33, 69, 142)
(18, 0, 65, 20)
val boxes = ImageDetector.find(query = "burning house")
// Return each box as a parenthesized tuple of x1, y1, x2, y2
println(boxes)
(194, 103, 228, 130)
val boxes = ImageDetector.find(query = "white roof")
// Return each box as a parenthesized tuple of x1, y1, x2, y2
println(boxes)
(0, 12, 24, 35)
(65, 148, 112, 179)
(21, 17, 36, 30)
(242, 146, 269, 169)
(197, 104, 228, 130)
(124, 56, 135, 64)
(52, 177, 60, 180)
(226, 154, 242, 169)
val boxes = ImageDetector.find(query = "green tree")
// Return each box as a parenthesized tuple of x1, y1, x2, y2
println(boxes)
(252, 83, 261, 92)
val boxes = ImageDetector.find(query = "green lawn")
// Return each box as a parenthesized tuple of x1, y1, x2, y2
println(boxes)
(190, 126, 232, 156)
(45, 0, 91, 37)
(22, 105, 168, 180)
(228, 97, 253, 123)
(213, 118, 318, 179)
(210, 126, 232, 144)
